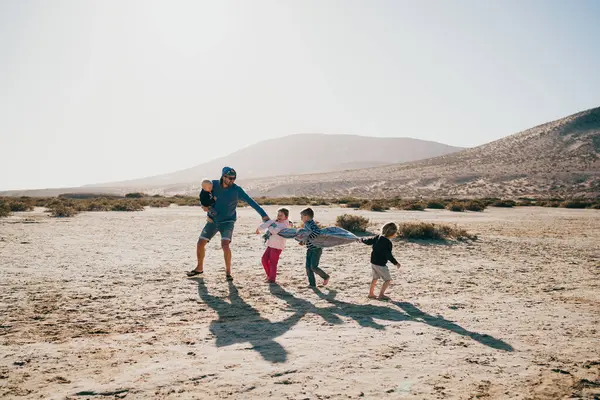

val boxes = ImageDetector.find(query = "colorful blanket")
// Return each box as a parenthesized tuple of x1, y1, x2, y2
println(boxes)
(276, 226, 359, 248)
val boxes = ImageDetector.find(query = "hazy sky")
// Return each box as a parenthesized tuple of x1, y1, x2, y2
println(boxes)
(1, 0, 599, 190)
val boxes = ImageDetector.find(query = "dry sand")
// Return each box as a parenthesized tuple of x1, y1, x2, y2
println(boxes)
(1, 206, 599, 399)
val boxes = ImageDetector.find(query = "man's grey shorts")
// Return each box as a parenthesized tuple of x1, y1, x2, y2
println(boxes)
(371, 263, 392, 281)
(199, 221, 235, 242)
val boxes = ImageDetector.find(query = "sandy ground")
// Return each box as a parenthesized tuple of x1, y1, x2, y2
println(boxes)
(1, 206, 599, 399)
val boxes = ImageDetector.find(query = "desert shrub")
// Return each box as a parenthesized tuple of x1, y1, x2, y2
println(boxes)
(590, 202, 600, 209)
(345, 200, 366, 209)
(84, 201, 111, 211)
(560, 200, 590, 209)
(492, 199, 516, 208)
(336, 214, 370, 232)
(59, 193, 122, 200)
(541, 201, 561, 208)
(125, 192, 146, 198)
(446, 202, 465, 212)
(152, 194, 163, 198)
(311, 198, 330, 206)
(34, 197, 53, 207)
(479, 198, 499, 207)
(397, 222, 477, 241)
(8, 200, 34, 212)
(401, 202, 426, 211)
(464, 200, 486, 212)
(172, 196, 199, 206)
(360, 201, 389, 212)
(0, 201, 11, 218)
(110, 200, 145, 212)
(337, 197, 359, 205)
(48, 204, 78, 218)
(517, 200, 534, 206)
(149, 199, 171, 208)
(426, 200, 446, 209)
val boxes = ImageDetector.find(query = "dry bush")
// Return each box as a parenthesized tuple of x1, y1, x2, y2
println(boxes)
(48, 203, 78, 218)
(83, 201, 111, 211)
(426, 200, 446, 209)
(492, 199, 516, 208)
(8, 200, 34, 212)
(335, 214, 370, 232)
(464, 200, 486, 212)
(360, 201, 389, 212)
(0, 200, 11, 218)
(149, 199, 171, 208)
(560, 199, 591, 209)
(345, 200, 366, 209)
(401, 201, 426, 211)
(311, 198, 330, 206)
(398, 222, 476, 241)
(125, 192, 147, 198)
(517, 200, 534, 206)
(110, 200, 145, 212)
(255, 196, 312, 206)
(336, 197, 359, 205)
(446, 202, 465, 212)
(538, 200, 561, 208)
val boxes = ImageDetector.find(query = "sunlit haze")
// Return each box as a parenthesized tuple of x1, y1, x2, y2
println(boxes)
(1, 0, 599, 190)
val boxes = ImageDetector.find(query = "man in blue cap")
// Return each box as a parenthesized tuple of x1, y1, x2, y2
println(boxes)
(187, 167, 270, 280)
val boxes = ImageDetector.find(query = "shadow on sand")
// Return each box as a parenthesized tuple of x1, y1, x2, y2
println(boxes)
(195, 280, 305, 363)
(195, 280, 513, 363)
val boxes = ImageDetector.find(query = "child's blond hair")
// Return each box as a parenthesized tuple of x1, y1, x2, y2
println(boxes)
(201, 178, 212, 187)
(381, 222, 398, 237)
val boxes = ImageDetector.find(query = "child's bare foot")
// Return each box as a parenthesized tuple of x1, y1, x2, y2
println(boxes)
(323, 277, 329, 286)
(378, 295, 391, 301)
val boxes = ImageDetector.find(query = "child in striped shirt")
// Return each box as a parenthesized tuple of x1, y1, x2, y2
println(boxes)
(300, 207, 330, 288)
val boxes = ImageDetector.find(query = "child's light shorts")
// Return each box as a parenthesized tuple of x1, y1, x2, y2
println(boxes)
(371, 263, 392, 281)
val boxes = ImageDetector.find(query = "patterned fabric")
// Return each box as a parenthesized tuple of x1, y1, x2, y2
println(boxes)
(303, 219, 322, 250)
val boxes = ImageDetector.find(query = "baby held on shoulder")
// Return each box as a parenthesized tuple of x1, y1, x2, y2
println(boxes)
(199, 179, 217, 222)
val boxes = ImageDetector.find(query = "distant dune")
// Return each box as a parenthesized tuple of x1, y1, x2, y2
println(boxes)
(1, 134, 463, 197)
(3, 107, 599, 198)
(239, 106, 600, 198)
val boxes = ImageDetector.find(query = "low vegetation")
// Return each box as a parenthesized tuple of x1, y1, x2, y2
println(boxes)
(446, 202, 465, 212)
(491, 199, 516, 208)
(0, 194, 598, 219)
(397, 222, 477, 241)
(360, 201, 389, 212)
(0, 200, 11, 218)
(48, 203, 78, 218)
(335, 214, 370, 232)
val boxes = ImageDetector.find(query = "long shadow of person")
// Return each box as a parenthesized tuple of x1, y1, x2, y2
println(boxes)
(268, 284, 344, 326)
(196, 279, 305, 363)
(392, 301, 514, 351)
(312, 289, 514, 352)
(271, 286, 404, 330)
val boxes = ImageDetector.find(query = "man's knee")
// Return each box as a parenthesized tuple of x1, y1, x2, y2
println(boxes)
(221, 240, 231, 250)
(197, 239, 208, 248)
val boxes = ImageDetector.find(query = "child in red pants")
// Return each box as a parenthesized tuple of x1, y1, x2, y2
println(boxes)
(256, 207, 292, 283)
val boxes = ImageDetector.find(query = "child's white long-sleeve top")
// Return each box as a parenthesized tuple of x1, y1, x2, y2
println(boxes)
(257, 219, 292, 250)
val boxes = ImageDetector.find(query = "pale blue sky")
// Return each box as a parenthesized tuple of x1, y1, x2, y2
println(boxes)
(1, 0, 599, 190)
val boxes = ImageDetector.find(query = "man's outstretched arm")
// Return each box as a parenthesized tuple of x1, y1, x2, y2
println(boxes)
(237, 186, 269, 220)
